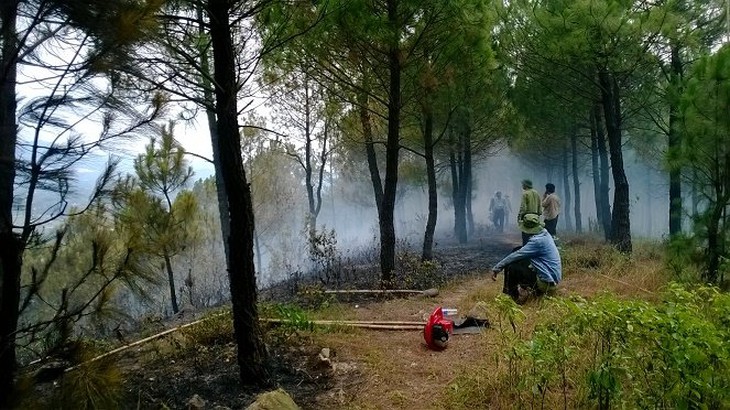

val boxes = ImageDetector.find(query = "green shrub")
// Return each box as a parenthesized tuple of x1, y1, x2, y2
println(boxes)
(180, 310, 234, 346)
(447, 285, 730, 409)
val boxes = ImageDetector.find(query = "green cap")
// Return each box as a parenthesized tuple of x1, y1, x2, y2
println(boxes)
(519, 213, 544, 234)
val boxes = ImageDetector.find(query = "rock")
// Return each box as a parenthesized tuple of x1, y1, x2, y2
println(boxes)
(246, 389, 300, 410)
(187, 394, 206, 409)
(318, 347, 332, 368)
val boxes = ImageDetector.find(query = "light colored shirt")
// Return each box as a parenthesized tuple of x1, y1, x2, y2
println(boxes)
(492, 230, 562, 284)
(542, 193, 561, 220)
(490, 196, 507, 211)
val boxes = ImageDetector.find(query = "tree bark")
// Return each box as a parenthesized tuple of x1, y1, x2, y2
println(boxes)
(380, 0, 401, 284)
(599, 71, 631, 253)
(668, 44, 684, 237)
(422, 108, 437, 261)
(0, 1, 21, 404)
(208, 0, 268, 384)
(594, 102, 612, 240)
(571, 132, 582, 232)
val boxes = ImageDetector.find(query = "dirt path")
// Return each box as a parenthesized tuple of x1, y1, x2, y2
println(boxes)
(307, 274, 503, 409)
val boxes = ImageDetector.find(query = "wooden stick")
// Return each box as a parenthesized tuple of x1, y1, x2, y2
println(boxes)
(64, 312, 230, 372)
(324, 289, 418, 294)
(597, 273, 654, 295)
(323, 288, 439, 297)
(62, 315, 424, 372)
(261, 318, 425, 326)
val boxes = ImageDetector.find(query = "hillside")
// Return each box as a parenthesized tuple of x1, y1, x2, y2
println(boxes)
(21, 234, 730, 409)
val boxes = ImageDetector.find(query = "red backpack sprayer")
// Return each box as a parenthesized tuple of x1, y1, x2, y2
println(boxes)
(423, 307, 489, 350)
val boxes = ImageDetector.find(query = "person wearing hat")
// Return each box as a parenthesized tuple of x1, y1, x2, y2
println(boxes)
(518, 179, 542, 244)
(490, 215, 562, 301)
(489, 191, 508, 233)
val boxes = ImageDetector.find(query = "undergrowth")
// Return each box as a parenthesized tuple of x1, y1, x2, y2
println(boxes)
(445, 284, 730, 409)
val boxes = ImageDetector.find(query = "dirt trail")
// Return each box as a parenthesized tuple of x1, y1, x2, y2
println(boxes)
(308, 275, 507, 409)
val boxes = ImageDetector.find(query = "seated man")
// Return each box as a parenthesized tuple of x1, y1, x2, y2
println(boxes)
(491, 214, 562, 302)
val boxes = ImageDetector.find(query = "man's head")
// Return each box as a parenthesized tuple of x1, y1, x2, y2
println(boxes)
(520, 213, 544, 234)
(521, 179, 533, 190)
(545, 183, 555, 194)
(495, 191, 502, 198)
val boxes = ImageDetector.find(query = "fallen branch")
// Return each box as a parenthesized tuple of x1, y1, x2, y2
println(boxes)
(597, 273, 654, 295)
(262, 318, 425, 327)
(323, 288, 439, 297)
(63, 314, 424, 372)
(65, 312, 230, 372)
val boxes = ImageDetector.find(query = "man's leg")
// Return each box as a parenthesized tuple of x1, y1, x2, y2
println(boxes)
(545, 217, 558, 236)
(503, 260, 535, 301)
(536, 278, 557, 296)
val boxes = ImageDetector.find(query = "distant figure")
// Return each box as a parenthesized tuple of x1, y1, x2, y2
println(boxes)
(518, 179, 542, 245)
(504, 195, 513, 228)
(542, 183, 561, 237)
(489, 191, 507, 233)
(491, 216, 562, 303)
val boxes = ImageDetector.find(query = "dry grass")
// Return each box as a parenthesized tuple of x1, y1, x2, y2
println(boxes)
(304, 238, 673, 409)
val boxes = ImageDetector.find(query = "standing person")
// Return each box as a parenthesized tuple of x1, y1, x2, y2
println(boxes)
(491, 215, 562, 303)
(504, 194, 513, 229)
(542, 183, 561, 237)
(489, 191, 507, 233)
(518, 179, 542, 244)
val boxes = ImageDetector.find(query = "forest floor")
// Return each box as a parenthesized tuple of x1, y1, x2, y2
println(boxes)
(54, 230, 667, 409)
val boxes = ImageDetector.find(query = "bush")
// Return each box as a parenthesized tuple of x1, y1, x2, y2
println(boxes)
(447, 284, 730, 409)
(180, 309, 234, 347)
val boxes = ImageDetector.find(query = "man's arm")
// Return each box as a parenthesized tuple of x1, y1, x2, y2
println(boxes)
(492, 240, 541, 273)
(518, 192, 527, 219)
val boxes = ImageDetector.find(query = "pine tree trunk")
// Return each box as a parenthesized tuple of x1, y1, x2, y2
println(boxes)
(571, 133, 582, 232)
(599, 71, 632, 253)
(0, 1, 21, 404)
(380, 0, 401, 285)
(422, 108, 437, 261)
(562, 142, 573, 232)
(464, 128, 474, 238)
(450, 136, 467, 243)
(359, 89, 384, 218)
(208, 0, 268, 384)
(668, 44, 684, 237)
(590, 114, 601, 232)
(164, 252, 179, 314)
(594, 102, 612, 240)
(706, 203, 723, 283)
(0, 0, 24, 408)
(197, 4, 231, 267)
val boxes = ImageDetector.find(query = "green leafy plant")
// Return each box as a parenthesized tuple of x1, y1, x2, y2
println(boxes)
(260, 303, 314, 345)
(180, 310, 234, 347)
